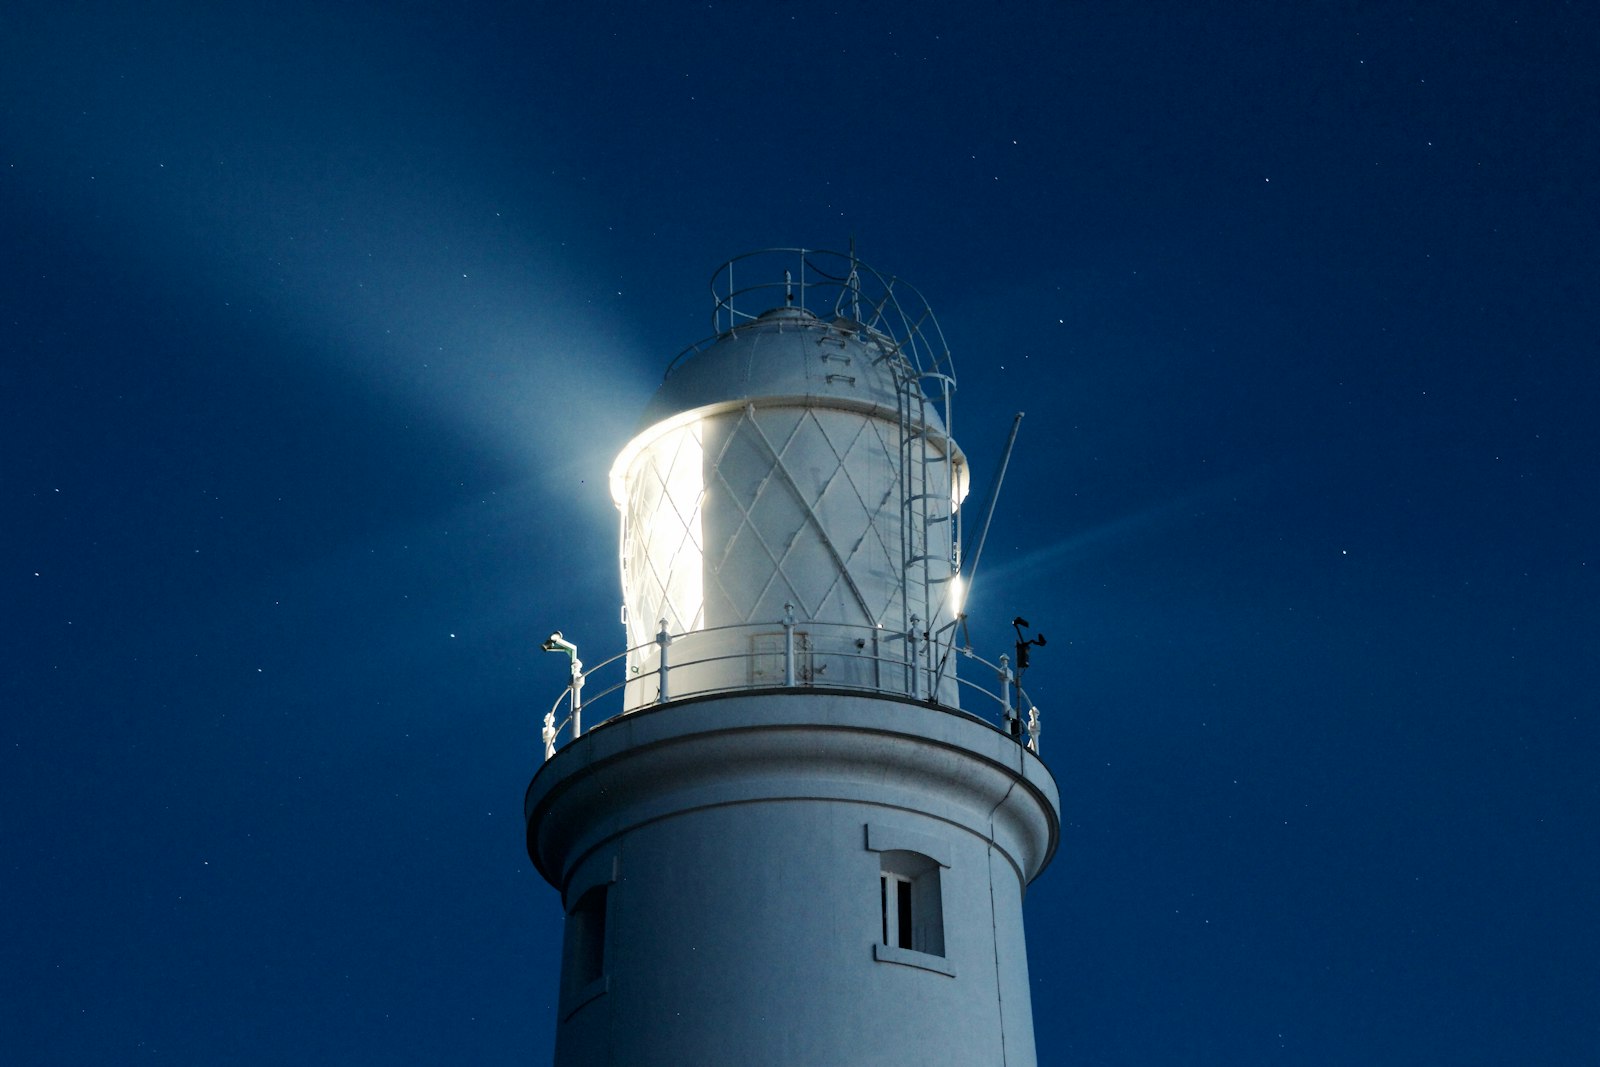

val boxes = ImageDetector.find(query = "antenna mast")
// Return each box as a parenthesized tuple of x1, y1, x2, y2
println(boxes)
(959, 412, 1025, 643)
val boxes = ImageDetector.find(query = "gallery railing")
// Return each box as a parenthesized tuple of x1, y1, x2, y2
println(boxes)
(538, 613, 1042, 762)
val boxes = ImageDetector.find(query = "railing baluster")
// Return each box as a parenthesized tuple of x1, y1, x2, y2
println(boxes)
(998, 653, 1016, 738)
(783, 603, 796, 687)
(656, 619, 672, 704)
(908, 615, 922, 700)
(571, 659, 584, 739)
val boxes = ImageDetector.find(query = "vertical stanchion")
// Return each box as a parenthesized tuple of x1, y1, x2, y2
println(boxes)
(570, 656, 585, 738)
(783, 603, 796, 687)
(656, 619, 672, 704)
(908, 615, 922, 700)
(999, 653, 1018, 738)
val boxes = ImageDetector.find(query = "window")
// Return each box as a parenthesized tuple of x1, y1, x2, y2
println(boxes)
(879, 850, 944, 956)
(560, 884, 609, 1017)
(865, 823, 954, 977)
(564, 885, 607, 988)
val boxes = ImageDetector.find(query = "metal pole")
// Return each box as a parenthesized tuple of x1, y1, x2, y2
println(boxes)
(963, 412, 1025, 613)
(783, 603, 796, 687)
(998, 652, 1016, 736)
(908, 615, 922, 700)
(656, 619, 672, 704)
(570, 656, 585, 738)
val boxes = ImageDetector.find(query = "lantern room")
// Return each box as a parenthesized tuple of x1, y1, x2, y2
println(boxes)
(608, 249, 968, 709)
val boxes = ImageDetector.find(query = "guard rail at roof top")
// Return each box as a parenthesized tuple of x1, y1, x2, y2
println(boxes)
(537, 616, 1043, 763)
(660, 248, 957, 390)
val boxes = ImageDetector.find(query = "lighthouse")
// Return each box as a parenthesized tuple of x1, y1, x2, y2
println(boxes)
(525, 249, 1060, 1065)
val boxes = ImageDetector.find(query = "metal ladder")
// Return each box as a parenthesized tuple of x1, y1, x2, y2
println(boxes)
(895, 353, 960, 694)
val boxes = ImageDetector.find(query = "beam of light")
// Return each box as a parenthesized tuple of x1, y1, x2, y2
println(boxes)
(10, 128, 672, 670)
(975, 464, 1279, 603)
(4, 11, 660, 528)
(206, 191, 655, 509)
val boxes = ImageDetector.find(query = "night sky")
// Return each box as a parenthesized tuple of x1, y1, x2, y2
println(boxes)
(4, 3, 1597, 1064)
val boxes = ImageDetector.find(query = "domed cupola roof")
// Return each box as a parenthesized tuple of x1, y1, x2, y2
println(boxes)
(635, 305, 910, 431)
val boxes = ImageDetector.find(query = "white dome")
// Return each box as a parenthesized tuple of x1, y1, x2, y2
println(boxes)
(613, 306, 962, 507)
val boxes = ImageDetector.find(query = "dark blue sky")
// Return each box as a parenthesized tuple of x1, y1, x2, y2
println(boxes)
(4, 3, 1596, 1063)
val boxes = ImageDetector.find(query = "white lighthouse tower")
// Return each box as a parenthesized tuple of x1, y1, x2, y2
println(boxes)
(525, 249, 1060, 1065)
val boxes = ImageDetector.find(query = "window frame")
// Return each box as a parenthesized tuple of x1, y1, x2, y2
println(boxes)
(865, 823, 955, 977)
(559, 855, 618, 1019)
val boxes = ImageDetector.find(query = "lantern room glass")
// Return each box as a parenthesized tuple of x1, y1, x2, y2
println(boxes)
(621, 421, 706, 653)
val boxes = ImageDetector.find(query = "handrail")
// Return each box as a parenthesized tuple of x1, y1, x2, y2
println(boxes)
(539, 615, 1041, 762)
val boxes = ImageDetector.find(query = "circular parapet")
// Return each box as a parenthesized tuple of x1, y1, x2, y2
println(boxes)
(525, 688, 1060, 895)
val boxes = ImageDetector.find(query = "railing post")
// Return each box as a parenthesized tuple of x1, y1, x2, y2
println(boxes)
(656, 619, 672, 704)
(908, 615, 922, 700)
(999, 653, 1019, 738)
(871, 627, 882, 691)
(569, 655, 584, 739)
(783, 603, 796, 687)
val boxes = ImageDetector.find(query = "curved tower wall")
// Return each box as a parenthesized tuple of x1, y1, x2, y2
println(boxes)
(526, 692, 1058, 1066)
